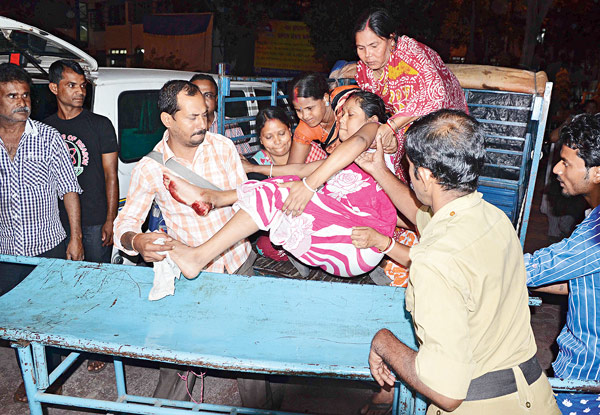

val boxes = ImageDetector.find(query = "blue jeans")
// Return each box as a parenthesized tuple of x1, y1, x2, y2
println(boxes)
(66, 224, 112, 263)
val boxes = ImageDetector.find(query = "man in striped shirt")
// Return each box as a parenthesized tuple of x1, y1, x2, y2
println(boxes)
(526, 113, 600, 381)
(0, 62, 83, 285)
(114, 80, 278, 409)
(0, 63, 83, 402)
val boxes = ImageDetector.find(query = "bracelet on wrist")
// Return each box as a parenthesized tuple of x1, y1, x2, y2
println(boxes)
(386, 119, 399, 134)
(131, 233, 141, 253)
(379, 237, 396, 254)
(269, 164, 274, 178)
(302, 177, 318, 193)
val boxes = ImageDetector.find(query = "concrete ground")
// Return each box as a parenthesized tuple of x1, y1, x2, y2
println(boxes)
(0, 167, 567, 415)
(0, 341, 375, 414)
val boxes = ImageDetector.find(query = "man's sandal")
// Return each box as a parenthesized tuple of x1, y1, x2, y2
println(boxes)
(14, 381, 63, 403)
(87, 359, 107, 373)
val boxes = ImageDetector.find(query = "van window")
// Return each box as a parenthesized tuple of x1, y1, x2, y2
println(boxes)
(118, 90, 164, 162)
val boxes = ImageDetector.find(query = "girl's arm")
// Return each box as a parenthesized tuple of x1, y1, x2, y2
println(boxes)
(246, 159, 326, 178)
(280, 122, 380, 215)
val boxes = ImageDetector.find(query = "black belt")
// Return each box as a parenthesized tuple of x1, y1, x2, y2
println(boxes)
(465, 356, 542, 401)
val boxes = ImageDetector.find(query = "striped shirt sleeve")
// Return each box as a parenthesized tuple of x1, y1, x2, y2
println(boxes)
(525, 210, 600, 287)
(113, 161, 156, 255)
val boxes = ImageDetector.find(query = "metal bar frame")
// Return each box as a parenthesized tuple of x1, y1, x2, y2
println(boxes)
(13, 340, 424, 415)
(518, 82, 553, 246)
(217, 64, 292, 140)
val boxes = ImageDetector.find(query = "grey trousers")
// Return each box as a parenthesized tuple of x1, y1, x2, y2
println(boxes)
(153, 250, 281, 409)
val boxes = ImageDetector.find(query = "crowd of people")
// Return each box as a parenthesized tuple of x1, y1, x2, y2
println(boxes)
(2, 6, 600, 415)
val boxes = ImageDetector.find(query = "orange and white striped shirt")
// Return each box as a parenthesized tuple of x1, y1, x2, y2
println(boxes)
(114, 131, 251, 273)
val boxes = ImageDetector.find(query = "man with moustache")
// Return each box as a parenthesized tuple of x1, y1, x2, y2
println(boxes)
(0, 63, 83, 401)
(113, 80, 271, 408)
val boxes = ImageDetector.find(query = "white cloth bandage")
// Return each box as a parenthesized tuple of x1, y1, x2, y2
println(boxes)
(148, 236, 182, 301)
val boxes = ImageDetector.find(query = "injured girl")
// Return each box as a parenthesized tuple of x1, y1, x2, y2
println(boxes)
(163, 90, 401, 279)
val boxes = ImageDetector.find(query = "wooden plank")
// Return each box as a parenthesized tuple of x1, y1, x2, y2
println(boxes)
(329, 62, 548, 95)
(447, 65, 548, 95)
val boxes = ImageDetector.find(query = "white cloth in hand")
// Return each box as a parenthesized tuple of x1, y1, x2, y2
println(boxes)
(148, 237, 181, 301)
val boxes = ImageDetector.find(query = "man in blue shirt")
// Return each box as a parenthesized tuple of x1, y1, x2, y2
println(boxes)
(526, 113, 600, 381)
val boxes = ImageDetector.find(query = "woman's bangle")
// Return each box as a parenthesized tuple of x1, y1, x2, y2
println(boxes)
(386, 118, 399, 134)
(302, 177, 318, 193)
(269, 164, 273, 178)
(379, 237, 396, 254)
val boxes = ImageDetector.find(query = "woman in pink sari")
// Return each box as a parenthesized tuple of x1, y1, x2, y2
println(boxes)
(163, 91, 400, 279)
(354, 8, 467, 183)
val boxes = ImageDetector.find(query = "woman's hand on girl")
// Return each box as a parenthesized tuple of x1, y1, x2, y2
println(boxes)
(351, 226, 389, 251)
(374, 122, 398, 154)
(355, 136, 388, 176)
(278, 180, 315, 217)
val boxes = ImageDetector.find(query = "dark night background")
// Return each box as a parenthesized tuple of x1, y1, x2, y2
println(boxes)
(2, 0, 599, 123)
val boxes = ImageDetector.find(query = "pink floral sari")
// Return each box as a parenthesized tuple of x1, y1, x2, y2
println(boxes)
(235, 163, 397, 277)
(356, 35, 467, 182)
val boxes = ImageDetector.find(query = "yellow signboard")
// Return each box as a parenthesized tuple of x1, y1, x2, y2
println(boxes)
(255, 20, 327, 75)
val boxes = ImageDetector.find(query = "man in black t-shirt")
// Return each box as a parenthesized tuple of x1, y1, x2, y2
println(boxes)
(44, 59, 118, 265)
(44, 60, 118, 374)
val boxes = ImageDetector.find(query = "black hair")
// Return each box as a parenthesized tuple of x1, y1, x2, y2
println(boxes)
(48, 59, 85, 84)
(354, 8, 398, 42)
(256, 106, 292, 136)
(349, 90, 388, 123)
(190, 73, 218, 93)
(405, 109, 485, 193)
(158, 80, 200, 117)
(0, 63, 31, 86)
(561, 113, 600, 168)
(290, 72, 329, 101)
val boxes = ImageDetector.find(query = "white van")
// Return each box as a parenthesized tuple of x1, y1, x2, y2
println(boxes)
(0, 16, 290, 202)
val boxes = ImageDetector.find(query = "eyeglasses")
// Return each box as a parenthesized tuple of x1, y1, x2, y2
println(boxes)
(203, 92, 216, 100)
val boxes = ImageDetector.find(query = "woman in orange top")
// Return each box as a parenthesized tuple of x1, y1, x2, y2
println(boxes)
(288, 72, 361, 163)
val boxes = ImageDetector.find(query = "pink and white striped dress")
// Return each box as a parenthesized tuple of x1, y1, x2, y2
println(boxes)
(234, 163, 397, 277)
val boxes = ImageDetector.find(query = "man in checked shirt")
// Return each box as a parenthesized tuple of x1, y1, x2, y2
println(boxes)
(113, 80, 280, 409)
(0, 63, 83, 401)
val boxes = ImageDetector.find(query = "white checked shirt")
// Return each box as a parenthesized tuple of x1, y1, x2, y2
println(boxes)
(0, 119, 82, 256)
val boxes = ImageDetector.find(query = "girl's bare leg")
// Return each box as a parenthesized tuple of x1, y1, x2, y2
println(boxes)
(163, 172, 238, 215)
(167, 209, 259, 279)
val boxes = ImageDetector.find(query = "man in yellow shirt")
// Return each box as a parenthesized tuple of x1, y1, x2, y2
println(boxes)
(356, 109, 559, 414)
